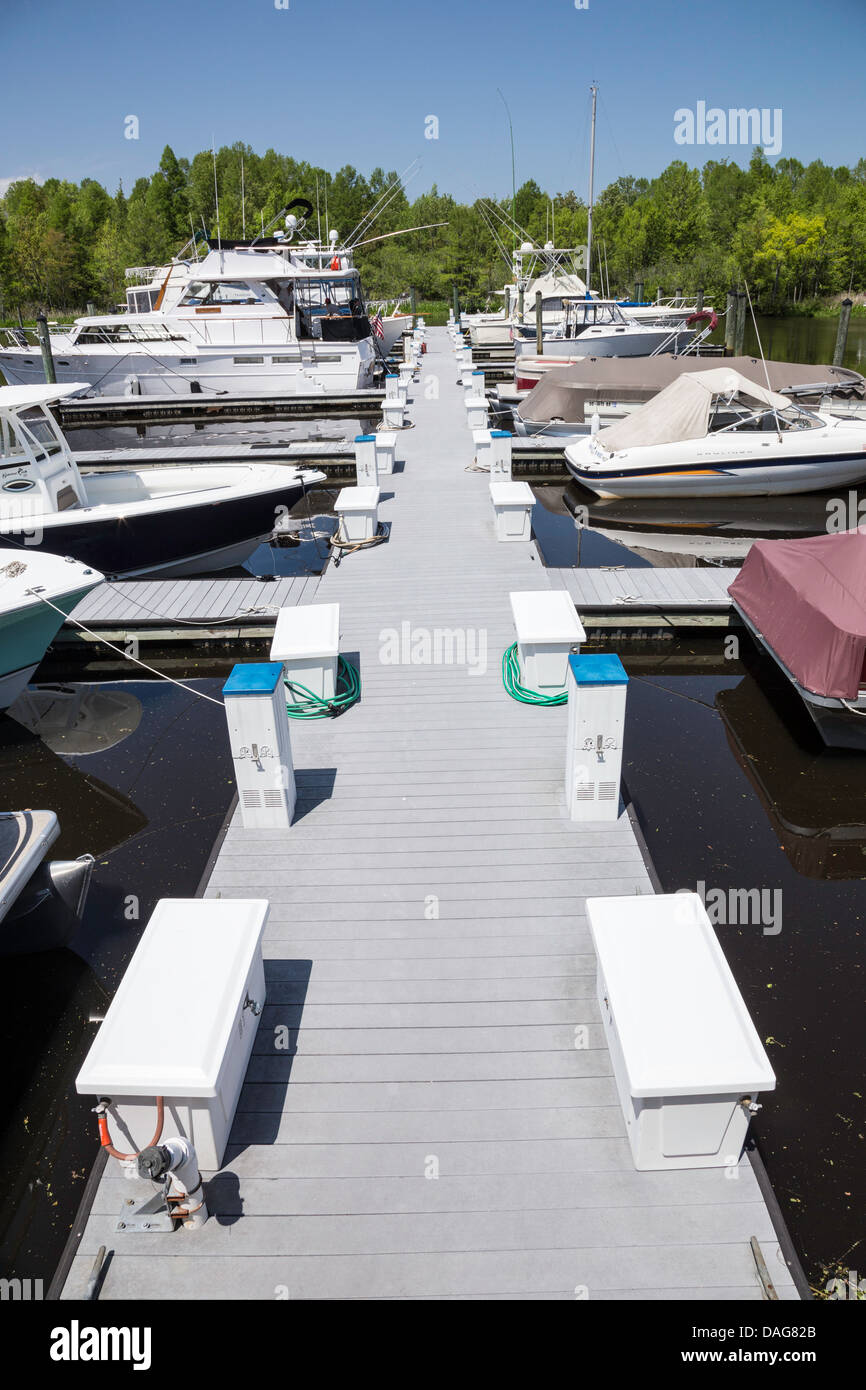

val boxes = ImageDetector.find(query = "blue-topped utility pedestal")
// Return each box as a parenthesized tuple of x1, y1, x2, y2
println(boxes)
(354, 434, 378, 486)
(223, 662, 295, 830)
(565, 653, 628, 821)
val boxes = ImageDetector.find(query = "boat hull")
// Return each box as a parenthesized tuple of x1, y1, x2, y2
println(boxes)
(733, 601, 866, 751)
(0, 475, 318, 578)
(565, 451, 866, 499)
(0, 585, 97, 708)
(0, 345, 375, 396)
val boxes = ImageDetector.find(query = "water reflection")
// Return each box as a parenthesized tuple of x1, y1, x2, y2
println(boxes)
(555, 481, 865, 569)
(719, 666, 866, 881)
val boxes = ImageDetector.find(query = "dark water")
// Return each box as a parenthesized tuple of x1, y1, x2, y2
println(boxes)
(731, 313, 866, 375)
(0, 676, 235, 1287)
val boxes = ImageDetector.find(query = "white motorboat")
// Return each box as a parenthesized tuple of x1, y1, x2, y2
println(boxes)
(514, 297, 697, 358)
(0, 246, 378, 397)
(0, 384, 325, 576)
(0, 548, 102, 708)
(564, 367, 866, 499)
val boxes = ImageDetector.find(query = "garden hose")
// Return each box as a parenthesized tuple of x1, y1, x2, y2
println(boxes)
(501, 642, 567, 706)
(285, 655, 360, 718)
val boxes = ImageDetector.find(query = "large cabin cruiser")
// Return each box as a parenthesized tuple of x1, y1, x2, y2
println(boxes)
(0, 245, 378, 396)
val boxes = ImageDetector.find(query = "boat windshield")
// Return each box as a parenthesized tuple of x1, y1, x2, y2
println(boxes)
(178, 280, 278, 306)
(2, 406, 64, 460)
(709, 398, 821, 434)
(565, 301, 627, 330)
(295, 276, 361, 312)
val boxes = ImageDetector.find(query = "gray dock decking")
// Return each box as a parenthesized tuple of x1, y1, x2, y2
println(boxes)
(63, 566, 736, 638)
(62, 329, 797, 1301)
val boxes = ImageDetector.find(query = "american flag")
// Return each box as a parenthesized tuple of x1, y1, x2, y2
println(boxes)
(371, 313, 385, 339)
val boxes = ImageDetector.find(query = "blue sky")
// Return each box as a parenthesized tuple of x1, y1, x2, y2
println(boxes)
(4, 0, 865, 201)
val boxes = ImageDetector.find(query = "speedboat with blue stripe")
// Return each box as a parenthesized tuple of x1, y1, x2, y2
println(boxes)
(564, 367, 866, 499)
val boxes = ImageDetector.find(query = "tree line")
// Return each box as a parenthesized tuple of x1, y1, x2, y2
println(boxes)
(1, 141, 864, 318)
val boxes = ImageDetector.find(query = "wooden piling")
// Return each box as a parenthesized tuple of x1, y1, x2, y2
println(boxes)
(535, 290, 543, 354)
(35, 312, 56, 384)
(696, 287, 704, 314)
(724, 291, 736, 356)
(833, 298, 853, 367)
(634, 281, 644, 303)
(734, 292, 747, 356)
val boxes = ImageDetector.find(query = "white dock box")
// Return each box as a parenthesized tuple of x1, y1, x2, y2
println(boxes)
(466, 397, 488, 430)
(510, 590, 586, 691)
(586, 893, 776, 1171)
(490, 478, 534, 542)
(76, 898, 269, 1172)
(335, 485, 380, 542)
(270, 602, 340, 702)
(381, 399, 404, 429)
(375, 430, 397, 476)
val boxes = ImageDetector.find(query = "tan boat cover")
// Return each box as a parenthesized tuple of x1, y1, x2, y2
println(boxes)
(595, 369, 793, 454)
(729, 530, 866, 699)
(519, 356, 866, 424)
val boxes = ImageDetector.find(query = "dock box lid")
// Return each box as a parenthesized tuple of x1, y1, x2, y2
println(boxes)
(510, 590, 586, 644)
(489, 479, 534, 505)
(335, 486, 380, 511)
(76, 899, 269, 1098)
(586, 893, 775, 1098)
(270, 603, 340, 662)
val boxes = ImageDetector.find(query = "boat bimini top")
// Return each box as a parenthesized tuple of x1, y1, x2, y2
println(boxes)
(592, 368, 801, 457)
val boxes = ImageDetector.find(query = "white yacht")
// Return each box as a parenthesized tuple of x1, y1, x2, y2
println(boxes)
(564, 367, 866, 499)
(0, 244, 378, 397)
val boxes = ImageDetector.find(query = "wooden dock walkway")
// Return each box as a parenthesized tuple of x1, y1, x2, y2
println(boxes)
(61, 329, 798, 1301)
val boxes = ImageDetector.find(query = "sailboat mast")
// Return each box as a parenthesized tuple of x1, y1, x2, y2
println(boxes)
(586, 84, 597, 298)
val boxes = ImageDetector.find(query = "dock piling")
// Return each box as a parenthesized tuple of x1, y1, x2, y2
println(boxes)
(833, 298, 853, 367)
(535, 291, 543, 354)
(724, 291, 737, 356)
(35, 312, 56, 384)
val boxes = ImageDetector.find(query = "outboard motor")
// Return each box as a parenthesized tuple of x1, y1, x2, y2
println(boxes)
(1, 853, 95, 955)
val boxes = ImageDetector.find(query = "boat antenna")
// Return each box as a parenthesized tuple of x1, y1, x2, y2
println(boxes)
(241, 153, 246, 239)
(586, 84, 597, 299)
(496, 89, 517, 263)
(212, 141, 221, 251)
(316, 174, 322, 245)
(743, 277, 782, 440)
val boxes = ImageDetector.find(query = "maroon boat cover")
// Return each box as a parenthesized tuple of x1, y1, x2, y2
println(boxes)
(729, 531, 866, 699)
